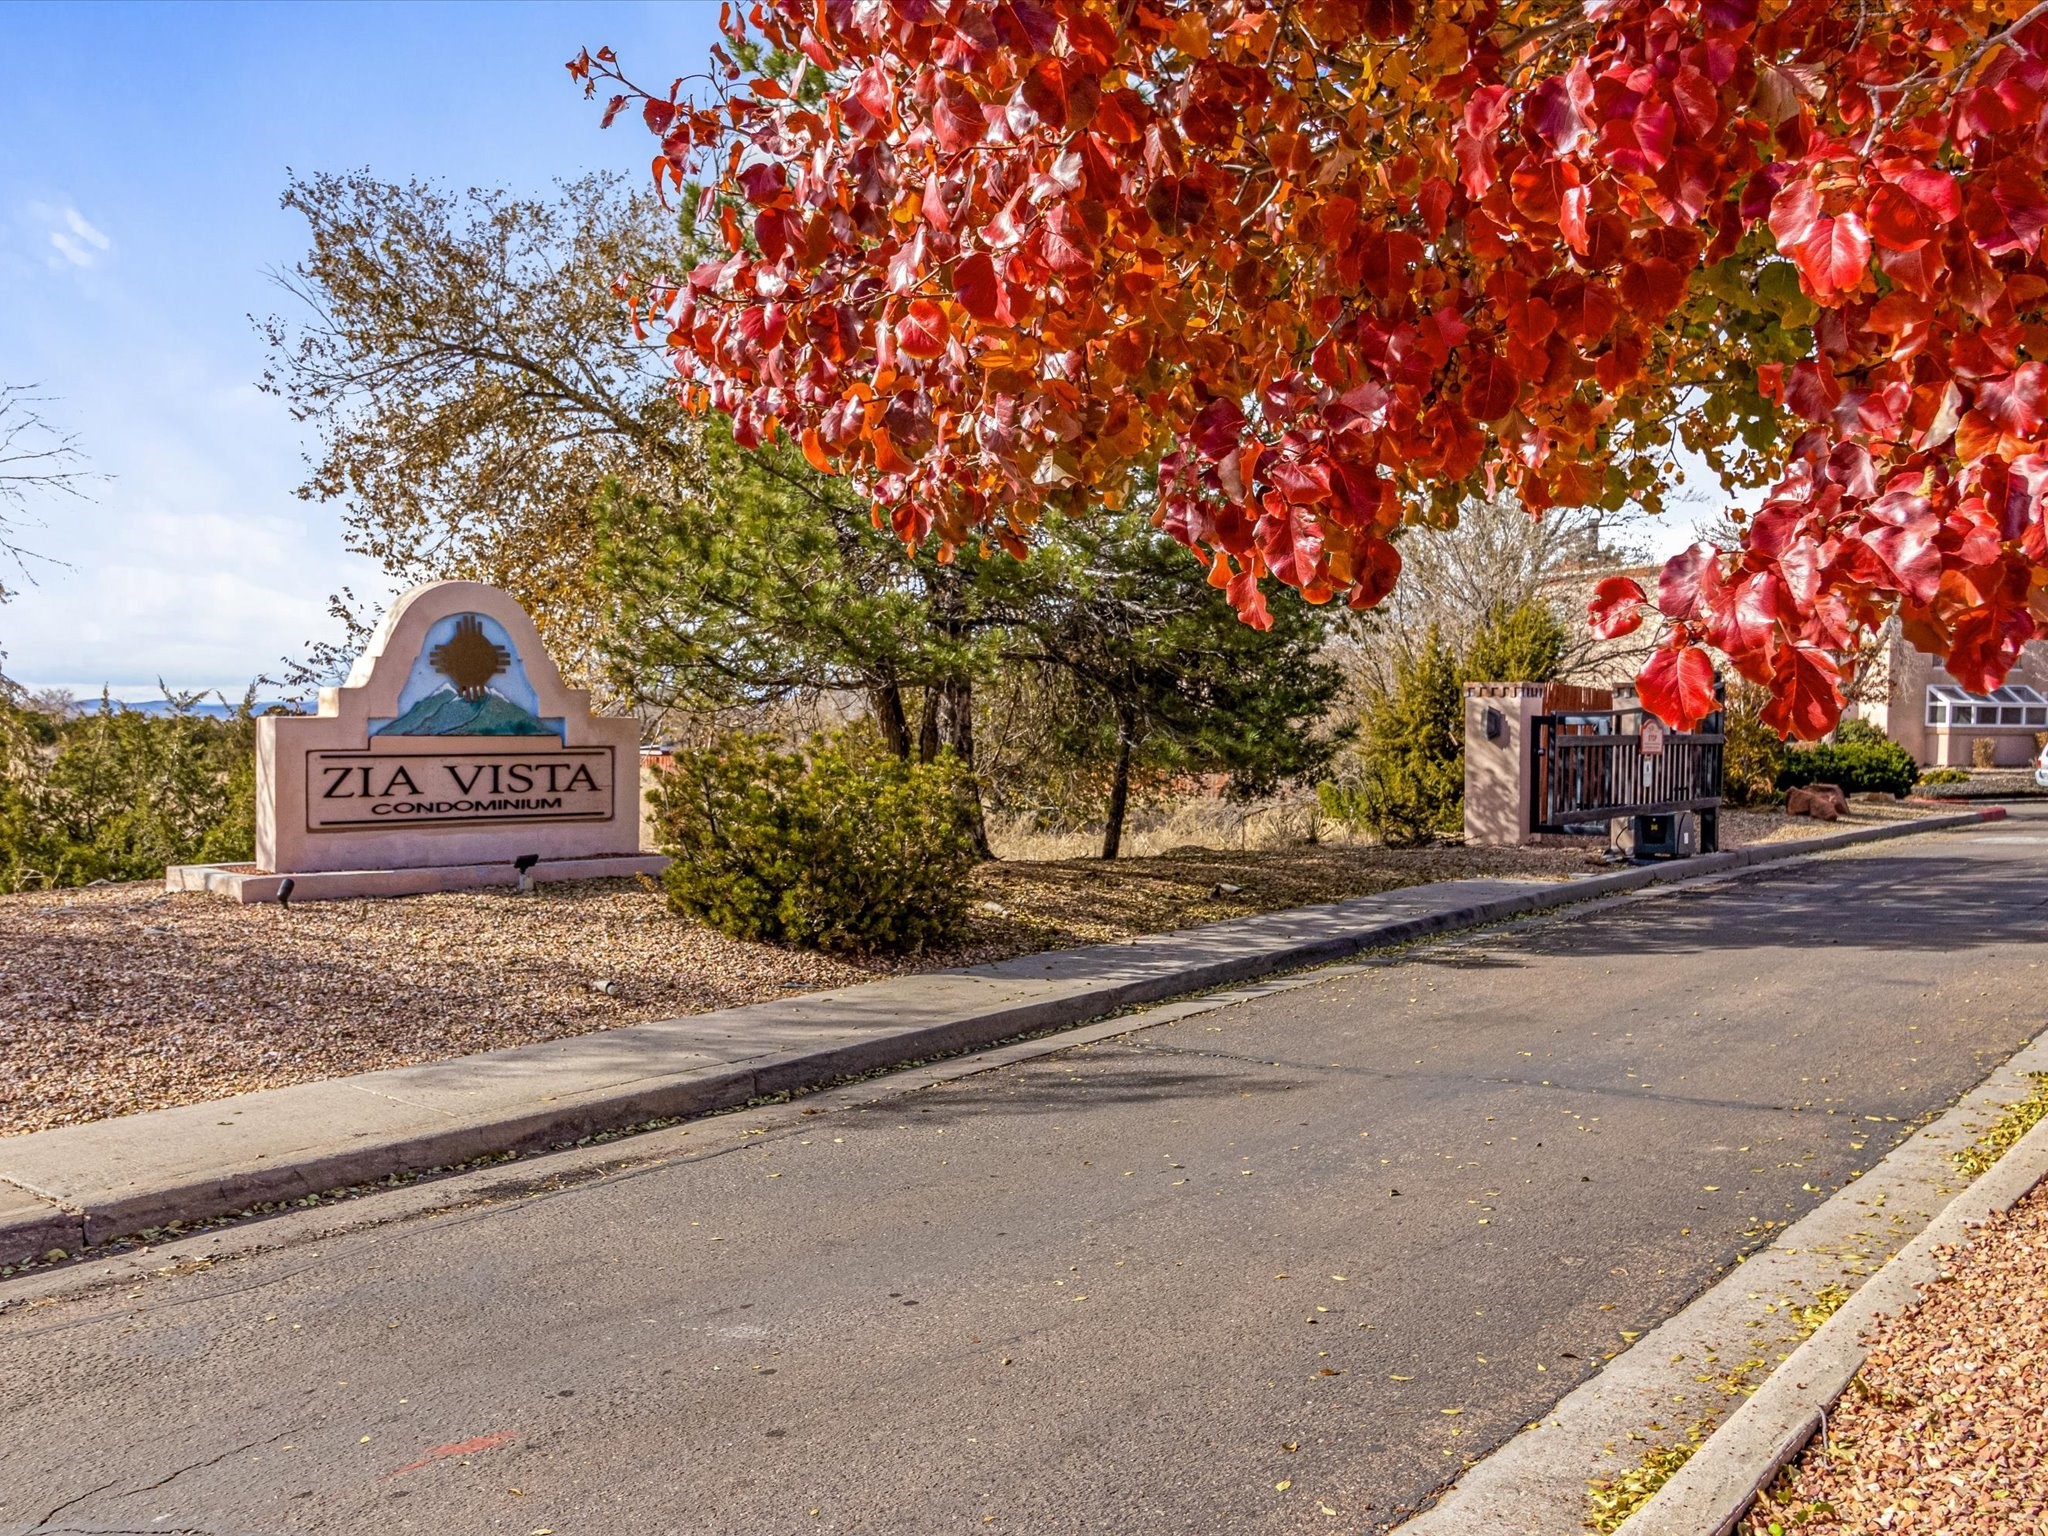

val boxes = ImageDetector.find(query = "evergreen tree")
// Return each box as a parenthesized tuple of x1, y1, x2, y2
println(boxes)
(1014, 515, 1345, 859)
(1463, 599, 1569, 685)
(1323, 629, 1466, 849)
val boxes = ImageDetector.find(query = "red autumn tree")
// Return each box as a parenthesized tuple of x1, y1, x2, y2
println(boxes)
(572, 0, 2048, 737)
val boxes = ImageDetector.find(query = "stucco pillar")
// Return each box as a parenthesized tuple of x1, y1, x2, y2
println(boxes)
(1463, 683, 1547, 847)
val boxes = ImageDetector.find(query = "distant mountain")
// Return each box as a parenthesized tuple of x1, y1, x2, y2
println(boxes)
(374, 686, 556, 738)
(97, 699, 305, 719)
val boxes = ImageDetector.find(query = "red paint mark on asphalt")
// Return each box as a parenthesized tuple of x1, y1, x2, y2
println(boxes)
(388, 1431, 515, 1476)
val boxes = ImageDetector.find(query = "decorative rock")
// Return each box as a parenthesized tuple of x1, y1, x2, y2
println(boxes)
(1787, 783, 1849, 820)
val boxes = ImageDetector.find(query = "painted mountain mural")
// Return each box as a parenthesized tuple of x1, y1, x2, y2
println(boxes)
(374, 686, 556, 737)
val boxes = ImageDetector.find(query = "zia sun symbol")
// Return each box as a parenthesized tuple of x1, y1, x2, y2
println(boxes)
(429, 614, 511, 701)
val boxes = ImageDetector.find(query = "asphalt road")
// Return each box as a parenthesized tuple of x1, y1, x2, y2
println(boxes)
(5, 818, 2046, 1536)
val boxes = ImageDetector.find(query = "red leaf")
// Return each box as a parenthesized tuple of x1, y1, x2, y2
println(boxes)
(1619, 257, 1687, 317)
(1588, 574, 1647, 638)
(1527, 73, 1588, 155)
(1257, 503, 1324, 588)
(953, 251, 1004, 323)
(1990, 163, 2048, 256)
(1193, 397, 1246, 459)
(1780, 360, 1843, 422)
(1457, 86, 1510, 197)
(894, 299, 950, 359)
(1658, 543, 1716, 620)
(1637, 643, 1718, 730)
(801, 426, 833, 474)
(1767, 178, 1820, 251)
(1346, 537, 1402, 610)
(1790, 214, 1871, 299)
(852, 64, 894, 123)
(1418, 177, 1454, 238)
(1226, 568, 1274, 630)
(1977, 363, 2048, 437)
(1146, 177, 1211, 236)
(933, 76, 985, 152)
(1020, 58, 1066, 127)
(1362, 0, 1415, 41)
(1892, 166, 1960, 223)
(1868, 184, 1936, 252)
(1863, 520, 1943, 603)
(1759, 642, 1842, 740)
(1461, 346, 1518, 422)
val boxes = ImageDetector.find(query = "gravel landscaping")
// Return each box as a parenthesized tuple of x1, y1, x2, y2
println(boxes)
(0, 803, 1948, 1137)
(1741, 1178, 2048, 1536)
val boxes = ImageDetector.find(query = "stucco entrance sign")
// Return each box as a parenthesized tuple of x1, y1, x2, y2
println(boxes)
(168, 581, 664, 902)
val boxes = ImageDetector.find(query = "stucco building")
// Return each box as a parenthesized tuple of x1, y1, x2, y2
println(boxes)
(1849, 626, 2048, 768)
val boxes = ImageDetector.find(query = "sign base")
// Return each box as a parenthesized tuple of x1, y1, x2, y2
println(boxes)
(165, 853, 669, 905)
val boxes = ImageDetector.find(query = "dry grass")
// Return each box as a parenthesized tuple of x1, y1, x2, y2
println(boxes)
(1741, 1183, 2048, 1536)
(1719, 797, 1945, 847)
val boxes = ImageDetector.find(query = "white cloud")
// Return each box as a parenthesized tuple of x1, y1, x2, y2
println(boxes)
(0, 347, 388, 696)
(30, 202, 112, 269)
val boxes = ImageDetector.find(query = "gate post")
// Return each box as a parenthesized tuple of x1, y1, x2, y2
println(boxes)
(1463, 683, 1547, 847)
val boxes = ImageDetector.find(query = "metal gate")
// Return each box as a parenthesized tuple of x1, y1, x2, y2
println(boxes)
(1531, 704, 1725, 836)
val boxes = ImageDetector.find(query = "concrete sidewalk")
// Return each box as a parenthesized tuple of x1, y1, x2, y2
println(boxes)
(0, 811, 1994, 1266)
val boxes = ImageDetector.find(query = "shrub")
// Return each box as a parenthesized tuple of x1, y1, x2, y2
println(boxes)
(1972, 735, 1998, 769)
(1916, 767, 1969, 786)
(650, 729, 977, 954)
(0, 689, 257, 892)
(1324, 629, 1465, 847)
(1777, 739, 1918, 798)
(1720, 681, 1786, 808)
(1463, 598, 1568, 685)
(1831, 717, 1888, 747)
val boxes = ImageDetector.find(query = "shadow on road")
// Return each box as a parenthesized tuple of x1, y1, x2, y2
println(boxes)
(1407, 852, 2043, 971)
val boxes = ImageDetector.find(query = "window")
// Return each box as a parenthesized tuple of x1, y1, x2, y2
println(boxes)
(1927, 682, 2048, 728)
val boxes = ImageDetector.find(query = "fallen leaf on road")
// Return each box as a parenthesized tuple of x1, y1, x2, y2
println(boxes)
(1275, 1479, 1292, 1491)
(390, 1432, 515, 1477)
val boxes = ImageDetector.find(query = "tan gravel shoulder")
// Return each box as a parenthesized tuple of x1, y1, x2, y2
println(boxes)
(0, 804, 1942, 1138)
(1742, 1179, 2048, 1536)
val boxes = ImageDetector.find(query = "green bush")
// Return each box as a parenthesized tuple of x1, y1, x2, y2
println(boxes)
(0, 689, 257, 892)
(1777, 739, 1918, 798)
(1322, 629, 1466, 847)
(1831, 717, 1888, 748)
(1915, 766, 1970, 786)
(1720, 681, 1787, 808)
(650, 729, 978, 954)
(1463, 598, 1569, 685)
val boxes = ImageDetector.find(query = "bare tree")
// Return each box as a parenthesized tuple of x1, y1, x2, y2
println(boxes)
(0, 384, 95, 605)
(1341, 491, 1652, 696)
(259, 171, 694, 689)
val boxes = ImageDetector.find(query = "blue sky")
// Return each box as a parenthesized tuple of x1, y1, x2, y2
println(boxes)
(0, 1, 722, 697)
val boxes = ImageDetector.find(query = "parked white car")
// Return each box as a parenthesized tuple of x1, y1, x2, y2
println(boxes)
(2036, 741, 2048, 788)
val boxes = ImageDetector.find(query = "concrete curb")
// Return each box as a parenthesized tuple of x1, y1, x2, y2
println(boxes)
(0, 809, 1997, 1267)
(1618, 1072, 2048, 1535)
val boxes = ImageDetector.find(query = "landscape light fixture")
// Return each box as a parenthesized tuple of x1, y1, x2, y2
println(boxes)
(276, 877, 295, 911)
(513, 852, 541, 893)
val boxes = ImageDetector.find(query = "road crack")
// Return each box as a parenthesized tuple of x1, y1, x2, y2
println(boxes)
(124, 1432, 284, 1496)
